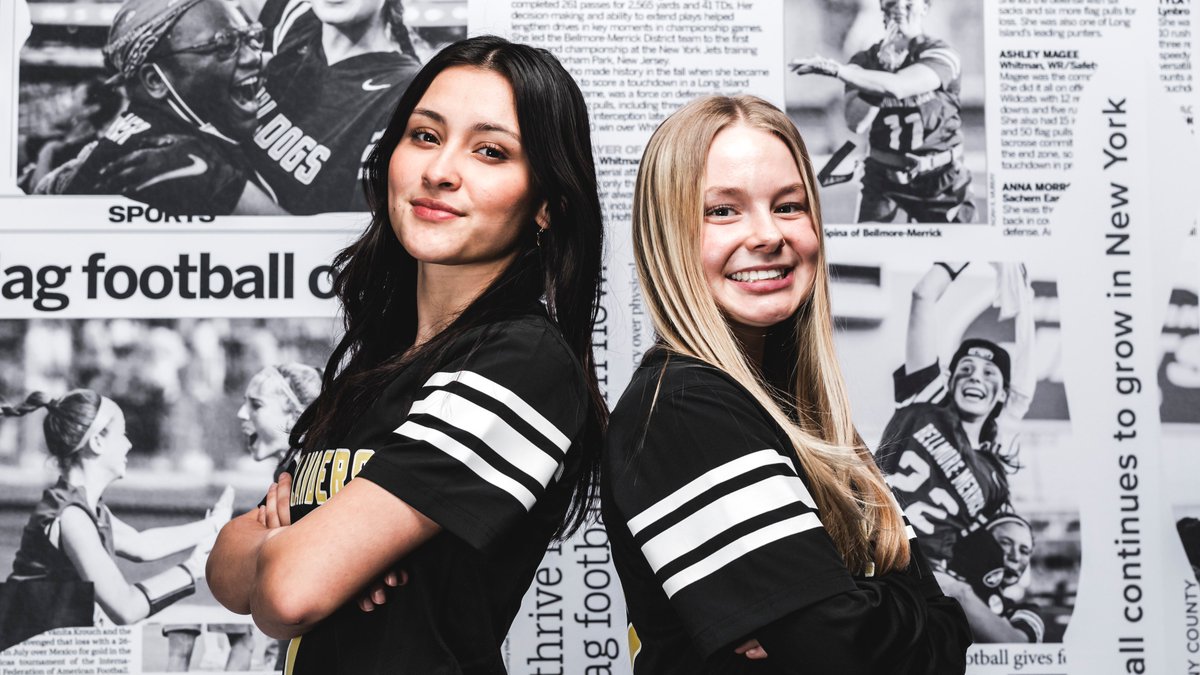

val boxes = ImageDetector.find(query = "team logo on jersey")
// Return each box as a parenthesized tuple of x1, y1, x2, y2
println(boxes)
(361, 78, 391, 91)
(132, 153, 209, 191)
(982, 566, 1006, 589)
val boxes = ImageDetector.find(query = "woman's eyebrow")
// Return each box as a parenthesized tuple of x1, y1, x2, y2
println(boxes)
(412, 108, 520, 142)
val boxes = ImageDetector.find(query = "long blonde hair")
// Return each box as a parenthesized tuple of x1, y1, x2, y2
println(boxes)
(632, 95, 909, 574)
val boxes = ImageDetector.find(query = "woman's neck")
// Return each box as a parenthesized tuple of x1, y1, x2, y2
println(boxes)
(65, 465, 112, 512)
(730, 323, 768, 368)
(960, 417, 984, 448)
(321, 18, 394, 66)
(412, 258, 515, 349)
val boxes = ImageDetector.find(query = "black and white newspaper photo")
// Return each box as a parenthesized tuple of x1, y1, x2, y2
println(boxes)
(831, 260, 1077, 665)
(0, 317, 337, 672)
(15, 0, 465, 215)
(784, 0, 986, 226)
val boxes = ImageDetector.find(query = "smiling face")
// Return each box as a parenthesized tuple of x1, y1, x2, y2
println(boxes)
(388, 66, 540, 278)
(992, 520, 1033, 586)
(700, 124, 819, 336)
(155, 0, 262, 139)
(950, 354, 1007, 420)
(237, 370, 294, 462)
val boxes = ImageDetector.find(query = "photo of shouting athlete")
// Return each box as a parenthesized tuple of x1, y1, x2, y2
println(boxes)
(17, 0, 464, 216)
(38, 0, 284, 216)
(784, 0, 982, 224)
(836, 261, 1079, 644)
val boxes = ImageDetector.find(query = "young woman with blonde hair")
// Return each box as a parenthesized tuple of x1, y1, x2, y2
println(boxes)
(602, 95, 970, 673)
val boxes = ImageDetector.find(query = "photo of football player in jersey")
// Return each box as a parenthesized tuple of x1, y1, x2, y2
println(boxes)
(15, 0, 465, 215)
(831, 260, 1079, 644)
(35, 0, 284, 216)
(783, 0, 984, 224)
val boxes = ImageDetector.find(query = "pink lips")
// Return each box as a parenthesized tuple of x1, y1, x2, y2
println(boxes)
(411, 198, 465, 222)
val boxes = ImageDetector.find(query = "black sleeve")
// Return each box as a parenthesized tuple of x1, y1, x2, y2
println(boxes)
(608, 373, 858, 657)
(354, 320, 587, 552)
(755, 547, 971, 675)
(893, 361, 945, 408)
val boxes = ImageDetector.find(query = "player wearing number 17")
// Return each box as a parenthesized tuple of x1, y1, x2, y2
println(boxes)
(790, 0, 975, 223)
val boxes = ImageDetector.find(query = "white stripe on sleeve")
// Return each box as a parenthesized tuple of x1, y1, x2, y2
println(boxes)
(394, 420, 538, 510)
(425, 371, 571, 450)
(628, 449, 808, 534)
(662, 513, 823, 597)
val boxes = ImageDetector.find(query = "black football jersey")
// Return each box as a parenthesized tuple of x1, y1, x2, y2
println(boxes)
(875, 363, 1012, 563)
(850, 36, 964, 156)
(285, 308, 588, 674)
(603, 350, 863, 673)
(253, 0, 421, 214)
(58, 104, 265, 215)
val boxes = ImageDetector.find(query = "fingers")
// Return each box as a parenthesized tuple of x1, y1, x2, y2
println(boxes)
(264, 483, 281, 529)
(734, 639, 768, 659)
(256, 505, 267, 527)
(357, 569, 410, 612)
(276, 473, 293, 527)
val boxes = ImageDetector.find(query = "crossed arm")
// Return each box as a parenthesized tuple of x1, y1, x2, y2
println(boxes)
(206, 473, 440, 639)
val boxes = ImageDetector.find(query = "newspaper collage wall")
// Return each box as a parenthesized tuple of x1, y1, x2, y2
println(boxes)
(0, 0, 1196, 672)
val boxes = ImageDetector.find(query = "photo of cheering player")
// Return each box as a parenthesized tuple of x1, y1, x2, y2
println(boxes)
(16, 0, 465, 216)
(833, 260, 1078, 644)
(875, 262, 1035, 564)
(0, 390, 232, 650)
(242, 0, 424, 214)
(238, 363, 321, 478)
(940, 514, 1047, 643)
(783, 0, 983, 224)
(38, 0, 284, 216)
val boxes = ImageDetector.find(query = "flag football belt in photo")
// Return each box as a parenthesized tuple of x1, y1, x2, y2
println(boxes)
(869, 145, 964, 184)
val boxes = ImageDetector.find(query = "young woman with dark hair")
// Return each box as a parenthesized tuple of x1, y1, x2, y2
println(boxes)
(1, 390, 231, 629)
(207, 35, 607, 674)
(603, 95, 969, 673)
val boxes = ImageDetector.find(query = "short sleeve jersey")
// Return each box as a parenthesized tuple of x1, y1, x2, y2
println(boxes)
(284, 309, 588, 674)
(58, 104, 262, 215)
(849, 36, 964, 157)
(252, 0, 421, 214)
(9, 478, 115, 582)
(875, 363, 1010, 563)
(603, 350, 859, 673)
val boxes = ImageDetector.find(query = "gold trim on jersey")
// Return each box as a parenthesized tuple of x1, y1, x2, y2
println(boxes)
(284, 635, 301, 675)
(628, 623, 642, 668)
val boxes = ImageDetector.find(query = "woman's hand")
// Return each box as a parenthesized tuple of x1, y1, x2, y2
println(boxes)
(208, 485, 235, 533)
(357, 569, 409, 612)
(789, 55, 842, 78)
(735, 638, 768, 660)
(258, 474, 293, 530)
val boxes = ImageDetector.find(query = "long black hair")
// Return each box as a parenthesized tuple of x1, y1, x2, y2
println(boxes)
(292, 35, 607, 538)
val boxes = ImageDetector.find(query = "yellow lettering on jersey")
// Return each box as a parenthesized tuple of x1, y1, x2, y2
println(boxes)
(351, 449, 375, 477)
(292, 452, 320, 507)
(314, 450, 335, 504)
(628, 624, 641, 667)
(329, 449, 352, 496)
(283, 635, 301, 675)
(301, 451, 323, 505)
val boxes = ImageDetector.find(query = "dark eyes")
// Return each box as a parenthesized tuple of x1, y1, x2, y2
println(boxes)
(407, 130, 509, 161)
(703, 202, 808, 218)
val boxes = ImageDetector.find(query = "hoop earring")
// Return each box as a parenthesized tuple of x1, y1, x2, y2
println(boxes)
(536, 227, 547, 248)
